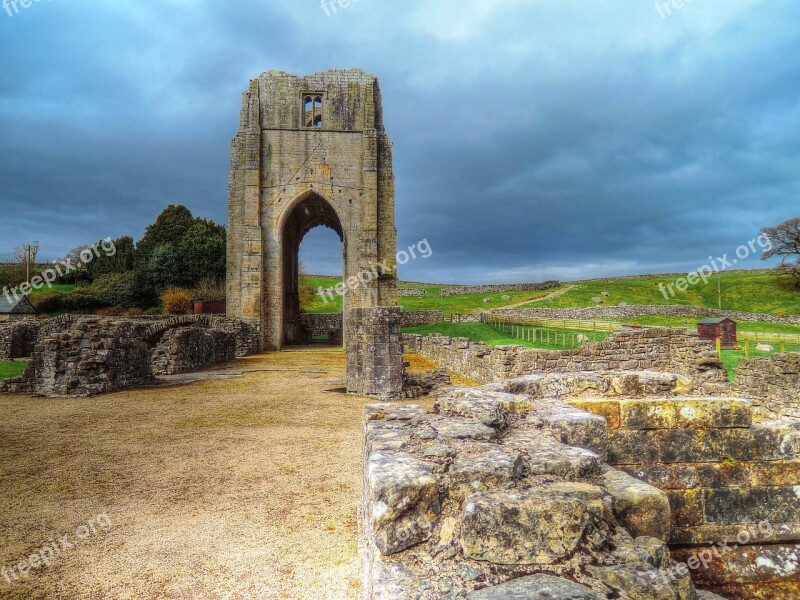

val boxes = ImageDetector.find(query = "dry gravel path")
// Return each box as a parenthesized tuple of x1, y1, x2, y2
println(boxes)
(0, 349, 416, 599)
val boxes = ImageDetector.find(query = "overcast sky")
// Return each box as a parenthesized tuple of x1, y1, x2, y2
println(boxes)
(1, 0, 798, 283)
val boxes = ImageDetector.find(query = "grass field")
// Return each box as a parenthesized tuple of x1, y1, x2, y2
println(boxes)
(402, 322, 608, 350)
(28, 284, 76, 295)
(0, 361, 27, 381)
(303, 271, 798, 317)
(516, 272, 799, 315)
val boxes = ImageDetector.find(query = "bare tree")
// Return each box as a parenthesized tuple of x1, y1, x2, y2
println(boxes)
(62, 245, 91, 285)
(761, 217, 800, 288)
(13, 241, 40, 283)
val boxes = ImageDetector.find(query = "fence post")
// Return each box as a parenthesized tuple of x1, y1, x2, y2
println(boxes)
(716, 338, 721, 357)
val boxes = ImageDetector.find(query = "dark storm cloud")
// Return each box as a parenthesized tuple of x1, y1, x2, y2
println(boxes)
(1, 0, 798, 282)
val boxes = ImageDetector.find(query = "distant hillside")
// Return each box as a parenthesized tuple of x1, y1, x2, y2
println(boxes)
(303, 270, 798, 316)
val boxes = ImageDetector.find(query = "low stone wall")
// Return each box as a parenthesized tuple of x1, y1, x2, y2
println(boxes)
(400, 310, 445, 327)
(362, 373, 800, 599)
(299, 313, 343, 342)
(734, 353, 800, 420)
(569, 389, 800, 600)
(31, 318, 154, 397)
(398, 288, 426, 298)
(151, 327, 236, 376)
(440, 280, 559, 297)
(403, 328, 727, 384)
(491, 305, 800, 325)
(0, 314, 259, 397)
(361, 387, 700, 599)
(144, 315, 259, 358)
(0, 319, 40, 360)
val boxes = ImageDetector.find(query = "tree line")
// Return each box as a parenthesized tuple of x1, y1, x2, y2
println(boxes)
(1, 205, 226, 313)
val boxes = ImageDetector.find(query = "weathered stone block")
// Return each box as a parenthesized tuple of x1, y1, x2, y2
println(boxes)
(703, 486, 800, 526)
(538, 402, 609, 460)
(672, 543, 800, 600)
(460, 486, 606, 565)
(619, 399, 677, 430)
(666, 489, 705, 528)
(586, 564, 688, 600)
(436, 389, 530, 429)
(366, 451, 441, 555)
(504, 429, 601, 479)
(609, 430, 660, 465)
(467, 574, 603, 599)
(569, 399, 622, 430)
(603, 468, 672, 541)
(449, 443, 524, 501)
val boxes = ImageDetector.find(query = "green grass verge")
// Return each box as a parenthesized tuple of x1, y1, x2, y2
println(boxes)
(28, 284, 76, 296)
(402, 322, 534, 347)
(0, 361, 28, 381)
(402, 322, 608, 350)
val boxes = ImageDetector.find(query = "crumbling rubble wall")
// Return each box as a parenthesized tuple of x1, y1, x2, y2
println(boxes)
(734, 353, 800, 420)
(402, 328, 727, 384)
(150, 327, 236, 376)
(0, 319, 40, 360)
(361, 373, 800, 599)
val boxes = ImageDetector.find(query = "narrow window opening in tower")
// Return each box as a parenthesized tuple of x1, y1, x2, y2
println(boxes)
(304, 94, 324, 128)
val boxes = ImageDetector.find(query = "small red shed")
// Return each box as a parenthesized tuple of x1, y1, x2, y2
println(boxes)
(194, 300, 226, 315)
(697, 318, 737, 348)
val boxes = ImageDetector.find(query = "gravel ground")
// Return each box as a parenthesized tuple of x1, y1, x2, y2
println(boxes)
(0, 348, 420, 600)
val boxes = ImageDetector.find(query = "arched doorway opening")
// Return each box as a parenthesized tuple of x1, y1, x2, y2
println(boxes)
(281, 191, 344, 346)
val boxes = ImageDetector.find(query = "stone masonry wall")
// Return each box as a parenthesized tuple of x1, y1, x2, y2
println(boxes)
(734, 353, 800, 420)
(299, 313, 343, 339)
(361, 385, 710, 599)
(0, 319, 40, 360)
(362, 372, 800, 599)
(403, 328, 727, 385)
(568, 389, 800, 600)
(398, 288, 426, 298)
(400, 310, 446, 327)
(492, 305, 800, 325)
(31, 318, 154, 397)
(440, 281, 560, 297)
(0, 315, 258, 397)
(150, 327, 236, 376)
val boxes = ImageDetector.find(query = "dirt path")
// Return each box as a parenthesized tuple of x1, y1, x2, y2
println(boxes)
(0, 349, 394, 600)
(498, 284, 577, 309)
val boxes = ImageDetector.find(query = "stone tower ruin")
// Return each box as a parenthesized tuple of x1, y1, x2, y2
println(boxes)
(227, 69, 402, 397)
